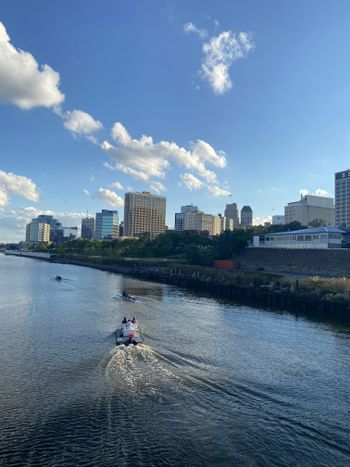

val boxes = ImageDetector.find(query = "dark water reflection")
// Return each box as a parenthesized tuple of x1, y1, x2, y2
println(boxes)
(0, 255, 349, 466)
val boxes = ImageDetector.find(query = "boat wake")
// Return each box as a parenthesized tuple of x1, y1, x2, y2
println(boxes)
(105, 344, 180, 395)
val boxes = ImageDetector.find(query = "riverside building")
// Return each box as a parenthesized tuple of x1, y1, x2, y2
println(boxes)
(25, 219, 50, 244)
(124, 192, 166, 238)
(95, 210, 119, 240)
(335, 169, 350, 228)
(81, 217, 95, 239)
(253, 226, 345, 249)
(284, 195, 335, 226)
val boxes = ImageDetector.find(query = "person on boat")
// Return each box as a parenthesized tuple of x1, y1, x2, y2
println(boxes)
(122, 291, 128, 298)
(122, 317, 127, 324)
(131, 317, 137, 325)
(126, 319, 132, 329)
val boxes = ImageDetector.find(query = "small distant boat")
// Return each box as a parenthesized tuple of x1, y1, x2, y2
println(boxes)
(115, 323, 144, 346)
(55, 275, 62, 281)
(115, 292, 138, 302)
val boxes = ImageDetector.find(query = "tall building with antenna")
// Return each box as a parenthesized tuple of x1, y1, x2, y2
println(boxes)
(81, 213, 95, 239)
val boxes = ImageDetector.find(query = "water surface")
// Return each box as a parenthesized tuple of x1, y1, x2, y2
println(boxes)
(0, 255, 349, 466)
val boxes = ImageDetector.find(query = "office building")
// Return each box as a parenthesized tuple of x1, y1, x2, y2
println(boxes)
(225, 218, 234, 230)
(81, 217, 95, 239)
(335, 169, 350, 228)
(184, 211, 222, 236)
(272, 215, 285, 225)
(284, 195, 335, 226)
(175, 205, 198, 231)
(224, 203, 239, 228)
(218, 214, 228, 233)
(124, 192, 166, 238)
(240, 206, 253, 228)
(25, 219, 50, 243)
(95, 210, 119, 240)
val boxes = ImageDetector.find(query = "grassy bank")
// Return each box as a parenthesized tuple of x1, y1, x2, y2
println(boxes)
(52, 253, 350, 313)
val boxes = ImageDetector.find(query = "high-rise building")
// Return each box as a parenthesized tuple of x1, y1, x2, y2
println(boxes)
(81, 217, 95, 239)
(284, 195, 335, 226)
(36, 215, 62, 242)
(184, 211, 222, 235)
(224, 203, 239, 229)
(124, 192, 166, 238)
(225, 218, 234, 230)
(95, 210, 119, 240)
(218, 214, 227, 233)
(175, 204, 198, 230)
(240, 206, 253, 228)
(25, 220, 50, 243)
(335, 170, 350, 228)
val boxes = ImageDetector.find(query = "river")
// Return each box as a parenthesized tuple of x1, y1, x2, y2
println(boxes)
(0, 254, 349, 466)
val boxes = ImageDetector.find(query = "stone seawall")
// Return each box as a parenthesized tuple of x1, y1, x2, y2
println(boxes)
(50, 257, 350, 324)
(4, 251, 51, 260)
(235, 248, 350, 277)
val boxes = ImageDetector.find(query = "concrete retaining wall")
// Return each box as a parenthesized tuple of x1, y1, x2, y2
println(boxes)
(236, 248, 350, 277)
(4, 251, 51, 260)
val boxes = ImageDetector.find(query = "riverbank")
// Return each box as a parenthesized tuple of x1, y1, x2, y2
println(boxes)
(50, 255, 350, 324)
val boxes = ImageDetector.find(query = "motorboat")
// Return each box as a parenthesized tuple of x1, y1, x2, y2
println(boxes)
(55, 275, 62, 281)
(115, 323, 144, 346)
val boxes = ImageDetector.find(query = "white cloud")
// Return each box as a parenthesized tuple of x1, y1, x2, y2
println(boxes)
(63, 110, 102, 135)
(83, 189, 90, 196)
(180, 173, 203, 190)
(299, 188, 309, 197)
(114, 163, 150, 181)
(7, 206, 84, 225)
(103, 161, 115, 171)
(95, 188, 124, 207)
(148, 181, 166, 193)
(207, 185, 231, 197)
(184, 22, 207, 39)
(200, 31, 254, 94)
(0, 22, 64, 109)
(101, 122, 226, 183)
(0, 170, 39, 206)
(253, 216, 272, 226)
(315, 188, 328, 197)
(111, 181, 124, 191)
(299, 188, 329, 198)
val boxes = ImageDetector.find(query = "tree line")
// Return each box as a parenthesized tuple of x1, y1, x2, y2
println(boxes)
(46, 221, 306, 267)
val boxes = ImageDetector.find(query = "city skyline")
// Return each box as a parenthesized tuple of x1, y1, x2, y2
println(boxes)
(1, 1, 350, 242)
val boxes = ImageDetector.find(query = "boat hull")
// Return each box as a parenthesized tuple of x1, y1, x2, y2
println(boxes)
(115, 328, 144, 346)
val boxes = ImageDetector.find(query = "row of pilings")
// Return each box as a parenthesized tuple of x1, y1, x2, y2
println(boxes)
(50, 257, 350, 324)
(133, 268, 350, 324)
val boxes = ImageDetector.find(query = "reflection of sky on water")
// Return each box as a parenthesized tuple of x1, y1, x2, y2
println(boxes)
(1, 254, 350, 466)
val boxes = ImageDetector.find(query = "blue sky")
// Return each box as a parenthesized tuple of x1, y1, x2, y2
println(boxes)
(1, 0, 350, 242)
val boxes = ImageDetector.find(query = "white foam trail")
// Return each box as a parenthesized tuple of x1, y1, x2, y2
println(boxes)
(105, 344, 180, 394)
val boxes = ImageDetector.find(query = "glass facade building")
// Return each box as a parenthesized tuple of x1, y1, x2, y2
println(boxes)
(95, 210, 119, 240)
(81, 217, 95, 239)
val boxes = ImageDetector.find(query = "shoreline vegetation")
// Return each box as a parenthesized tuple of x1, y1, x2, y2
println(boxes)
(4, 224, 350, 324)
(50, 255, 350, 324)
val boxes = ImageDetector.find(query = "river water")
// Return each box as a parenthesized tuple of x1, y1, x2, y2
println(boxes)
(0, 254, 349, 466)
